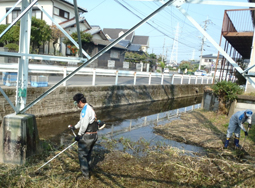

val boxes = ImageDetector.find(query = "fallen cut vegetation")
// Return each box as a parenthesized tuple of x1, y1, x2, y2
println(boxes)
(1, 109, 255, 187)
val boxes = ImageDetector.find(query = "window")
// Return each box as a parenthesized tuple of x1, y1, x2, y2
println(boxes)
(12, 10, 21, 22)
(54, 7, 69, 19)
(6, 8, 42, 24)
(32, 9, 42, 19)
(110, 50, 119, 59)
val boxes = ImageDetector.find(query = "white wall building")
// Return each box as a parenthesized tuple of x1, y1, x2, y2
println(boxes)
(0, 0, 87, 55)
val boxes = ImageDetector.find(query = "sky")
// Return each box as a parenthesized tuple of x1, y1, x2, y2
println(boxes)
(76, 0, 251, 63)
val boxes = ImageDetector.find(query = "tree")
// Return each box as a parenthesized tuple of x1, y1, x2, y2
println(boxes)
(0, 24, 19, 45)
(63, 32, 92, 55)
(51, 25, 64, 55)
(30, 17, 52, 52)
(158, 61, 165, 70)
(179, 61, 192, 72)
(148, 53, 157, 69)
(124, 52, 147, 63)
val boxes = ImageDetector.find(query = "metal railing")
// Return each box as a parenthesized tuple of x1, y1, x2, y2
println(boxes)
(0, 63, 214, 86)
(98, 104, 201, 139)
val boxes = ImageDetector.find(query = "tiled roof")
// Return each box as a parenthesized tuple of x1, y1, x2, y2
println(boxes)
(201, 54, 223, 58)
(132, 35, 149, 46)
(127, 44, 141, 52)
(109, 39, 130, 48)
(86, 27, 107, 40)
(60, 0, 87, 12)
(59, 16, 90, 29)
(92, 39, 127, 50)
(103, 28, 134, 41)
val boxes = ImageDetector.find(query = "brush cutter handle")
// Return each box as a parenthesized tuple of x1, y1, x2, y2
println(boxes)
(67, 125, 76, 137)
(71, 128, 76, 137)
(68, 125, 75, 130)
(245, 131, 248, 137)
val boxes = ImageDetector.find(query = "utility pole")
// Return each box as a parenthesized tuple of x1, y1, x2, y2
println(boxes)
(199, 36, 205, 70)
(199, 18, 212, 70)
(162, 38, 165, 62)
(191, 49, 195, 60)
(170, 23, 179, 66)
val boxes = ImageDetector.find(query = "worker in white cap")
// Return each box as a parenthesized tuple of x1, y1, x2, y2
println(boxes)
(224, 109, 253, 149)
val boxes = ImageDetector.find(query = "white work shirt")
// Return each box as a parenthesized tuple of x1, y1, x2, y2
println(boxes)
(74, 103, 96, 136)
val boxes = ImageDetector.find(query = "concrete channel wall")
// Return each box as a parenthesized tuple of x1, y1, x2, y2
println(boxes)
(203, 90, 255, 123)
(0, 84, 212, 122)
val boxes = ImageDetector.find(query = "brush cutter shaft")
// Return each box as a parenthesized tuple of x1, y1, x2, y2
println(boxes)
(241, 127, 250, 149)
(35, 141, 77, 172)
(71, 129, 76, 137)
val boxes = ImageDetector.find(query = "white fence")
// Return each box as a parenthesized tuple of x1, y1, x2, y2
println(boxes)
(0, 63, 213, 86)
(98, 104, 201, 139)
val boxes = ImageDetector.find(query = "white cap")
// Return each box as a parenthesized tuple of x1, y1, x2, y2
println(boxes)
(246, 109, 253, 117)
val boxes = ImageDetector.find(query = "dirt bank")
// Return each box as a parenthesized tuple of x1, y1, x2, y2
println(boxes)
(154, 110, 255, 158)
(1, 109, 255, 187)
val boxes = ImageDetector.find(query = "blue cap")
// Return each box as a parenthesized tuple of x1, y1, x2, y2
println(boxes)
(245, 110, 253, 117)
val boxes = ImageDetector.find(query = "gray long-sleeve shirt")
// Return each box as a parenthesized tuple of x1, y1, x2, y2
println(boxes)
(229, 110, 252, 132)
(74, 103, 96, 136)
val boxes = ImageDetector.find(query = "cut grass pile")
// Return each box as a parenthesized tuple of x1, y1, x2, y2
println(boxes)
(1, 109, 255, 187)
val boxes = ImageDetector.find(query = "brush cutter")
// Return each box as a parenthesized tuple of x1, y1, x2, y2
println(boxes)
(35, 127, 77, 173)
(241, 127, 250, 150)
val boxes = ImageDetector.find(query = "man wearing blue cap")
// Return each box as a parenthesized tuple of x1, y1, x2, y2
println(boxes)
(224, 109, 253, 149)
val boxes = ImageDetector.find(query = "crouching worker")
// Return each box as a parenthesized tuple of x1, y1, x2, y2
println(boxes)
(68, 93, 99, 180)
(224, 109, 253, 149)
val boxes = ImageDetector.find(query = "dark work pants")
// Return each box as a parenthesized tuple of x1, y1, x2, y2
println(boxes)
(78, 133, 98, 177)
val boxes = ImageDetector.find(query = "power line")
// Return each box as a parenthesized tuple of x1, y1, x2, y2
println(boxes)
(114, 0, 195, 49)
(122, 0, 202, 46)
(88, 0, 106, 12)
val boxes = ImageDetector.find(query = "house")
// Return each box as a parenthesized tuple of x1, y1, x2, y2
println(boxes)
(83, 38, 127, 69)
(0, 1, 130, 69)
(63, 23, 127, 68)
(200, 54, 223, 68)
(103, 28, 149, 53)
(0, 0, 87, 25)
(0, 0, 87, 55)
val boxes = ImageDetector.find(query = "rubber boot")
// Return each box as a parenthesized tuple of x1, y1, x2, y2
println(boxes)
(223, 139, 230, 149)
(234, 137, 241, 149)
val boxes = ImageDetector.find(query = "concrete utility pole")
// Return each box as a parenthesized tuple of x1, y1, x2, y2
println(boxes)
(199, 18, 212, 70)
(162, 38, 165, 62)
(16, 0, 32, 111)
(170, 23, 179, 66)
(191, 49, 195, 60)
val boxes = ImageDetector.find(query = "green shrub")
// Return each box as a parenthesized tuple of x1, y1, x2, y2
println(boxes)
(211, 81, 244, 102)
(4, 43, 19, 51)
(211, 81, 244, 114)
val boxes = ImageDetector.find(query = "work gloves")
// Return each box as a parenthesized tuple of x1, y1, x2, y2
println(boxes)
(245, 131, 248, 136)
(98, 120, 106, 130)
(68, 125, 76, 130)
(75, 135, 81, 141)
(248, 124, 252, 129)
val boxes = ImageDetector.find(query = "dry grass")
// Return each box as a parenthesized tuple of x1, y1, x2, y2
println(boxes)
(1, 109, 255, 187)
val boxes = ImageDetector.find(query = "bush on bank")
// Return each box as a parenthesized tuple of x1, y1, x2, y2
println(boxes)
(211, 81, 244, 114)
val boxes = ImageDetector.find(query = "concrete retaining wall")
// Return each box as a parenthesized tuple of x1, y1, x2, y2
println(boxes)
(203, 90, 255, 123)
(228, 95, 255, 123)
(0, 84, 211, 122)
